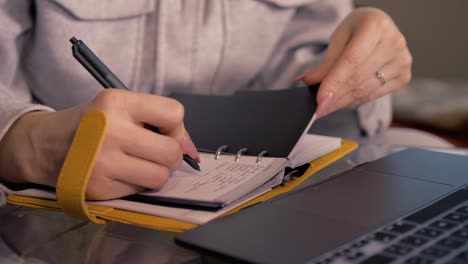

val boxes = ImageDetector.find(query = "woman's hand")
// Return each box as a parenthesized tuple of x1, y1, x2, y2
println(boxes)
(298, 7, 412, 118)
(0, 90, 200, 200)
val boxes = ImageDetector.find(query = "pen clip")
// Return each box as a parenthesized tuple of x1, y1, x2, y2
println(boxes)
(72, 44, 111, 88)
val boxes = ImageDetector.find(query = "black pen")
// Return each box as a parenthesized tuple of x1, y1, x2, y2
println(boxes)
(70, 37, 200, 172)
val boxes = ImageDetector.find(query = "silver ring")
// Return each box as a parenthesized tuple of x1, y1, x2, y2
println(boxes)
(235, 148, 248, 162)
(215, 145, 228, 160)
(376, 71, 386, 86)
(256, 151, 269, 164)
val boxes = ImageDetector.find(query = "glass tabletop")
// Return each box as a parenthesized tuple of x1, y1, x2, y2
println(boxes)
(1, 138, 465, 264)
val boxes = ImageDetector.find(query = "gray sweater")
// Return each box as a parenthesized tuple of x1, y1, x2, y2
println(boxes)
(0, 0, 391, 193)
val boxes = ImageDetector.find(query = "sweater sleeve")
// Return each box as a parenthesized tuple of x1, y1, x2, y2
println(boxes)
(0, 0, 54, 205)
(0, 0, 54, 141)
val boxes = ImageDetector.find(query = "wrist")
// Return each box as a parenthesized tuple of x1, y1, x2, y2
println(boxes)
(0, 110, 76, 187)
(0, 111, 41, 184)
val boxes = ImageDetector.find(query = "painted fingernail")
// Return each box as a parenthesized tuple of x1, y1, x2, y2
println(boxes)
(295, 72, 307, 81)
(182, 133, 201, 163)
(316, 92, 333, 118)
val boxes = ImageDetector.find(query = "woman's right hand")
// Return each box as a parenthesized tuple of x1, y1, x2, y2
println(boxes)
(0, 90, 199, 200)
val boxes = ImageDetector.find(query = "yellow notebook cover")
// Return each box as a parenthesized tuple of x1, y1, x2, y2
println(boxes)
(7, 110, 358, 233)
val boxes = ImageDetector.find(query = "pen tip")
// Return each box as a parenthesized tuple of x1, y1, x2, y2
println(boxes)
(70, 37, 78, 44)
(192, 162, 201, 172)
(183, 154, 201, 172)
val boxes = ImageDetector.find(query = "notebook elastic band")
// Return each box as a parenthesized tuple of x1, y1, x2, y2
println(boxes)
(56, 109, 108, 224)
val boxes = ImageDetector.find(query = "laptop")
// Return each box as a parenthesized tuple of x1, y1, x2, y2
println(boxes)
(175, 148, 468, 263)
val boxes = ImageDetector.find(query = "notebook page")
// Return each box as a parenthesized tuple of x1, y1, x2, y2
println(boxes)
(288, 134, 342, 168)
(90, 171, 285, 224)
(12, 171, 285, 225)
(139, 153, 287, 204)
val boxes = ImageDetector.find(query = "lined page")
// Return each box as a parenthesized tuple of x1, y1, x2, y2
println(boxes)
(139, 153, 286, 204)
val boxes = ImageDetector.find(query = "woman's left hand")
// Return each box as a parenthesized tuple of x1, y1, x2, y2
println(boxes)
(298, 7, 412, 118)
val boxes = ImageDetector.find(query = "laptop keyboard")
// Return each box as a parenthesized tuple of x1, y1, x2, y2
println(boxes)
(312, 187, 468, 264)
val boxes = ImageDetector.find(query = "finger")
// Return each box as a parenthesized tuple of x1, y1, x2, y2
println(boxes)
(342, 42, 395, 91)
(120, 92, 200, 161)
(347, 56, 410, 104)
(113, 122, 183, 171)
(315, 31, 379, 118)
(126, 93, 186, 142)
(321, 77, 383, 117)
(87, 152, 170, 200)
(182, 133, 201, 163)
(87, 152, 143, 200)
(94, 90, 187, 143)
(299, 25, 352, 84)
(147, 125, 200, 162)
(93, 90, 200, 161)
(315, 91, 333, 119)
(108, 153, 170, 190)
(317, 22, 381, 104)
(368, 65, 412, 100)
(330, 30, 411, 108)
(315, 42, 407, 118)
(323, 60, 406, 116)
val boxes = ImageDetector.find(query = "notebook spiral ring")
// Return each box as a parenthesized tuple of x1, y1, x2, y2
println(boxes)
(235, 148, 248, 162)
(256, 151, 269, 164)
(214, 146, 269, 163)
(281, 169, 299, 186)
(215, 145, 229, 160)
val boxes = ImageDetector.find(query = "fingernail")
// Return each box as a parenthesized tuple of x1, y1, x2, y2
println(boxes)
(316, 92, 333, 118)
(182, 133, 200, 163)
(295, 72, 307, 81)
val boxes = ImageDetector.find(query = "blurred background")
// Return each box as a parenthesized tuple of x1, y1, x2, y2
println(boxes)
(355, 0, 468, 147)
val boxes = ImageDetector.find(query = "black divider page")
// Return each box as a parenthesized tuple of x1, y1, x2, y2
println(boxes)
(171, 85, 318, 158)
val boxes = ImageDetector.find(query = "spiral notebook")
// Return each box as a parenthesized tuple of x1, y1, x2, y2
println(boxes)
(119, 85, 335, 210)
